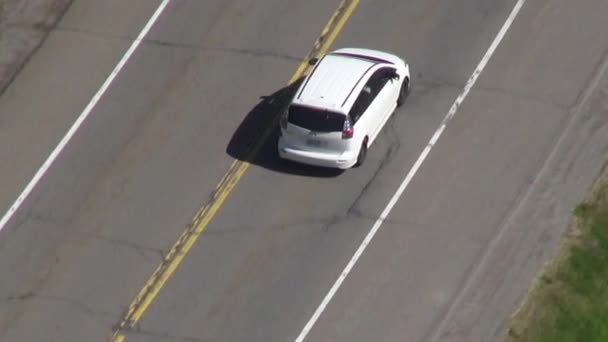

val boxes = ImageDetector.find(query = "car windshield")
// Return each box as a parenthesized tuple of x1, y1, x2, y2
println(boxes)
(287, 105, 345, 132)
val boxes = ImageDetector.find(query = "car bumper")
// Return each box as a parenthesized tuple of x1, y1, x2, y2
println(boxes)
(277, 139, 357, 169)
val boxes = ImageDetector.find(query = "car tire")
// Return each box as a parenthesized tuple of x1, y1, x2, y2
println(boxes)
(355, 141, 368, 167)
(397, 77, 410, 107)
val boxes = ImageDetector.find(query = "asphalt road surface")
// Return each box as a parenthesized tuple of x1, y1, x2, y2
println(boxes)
(1, 0, 608, 341)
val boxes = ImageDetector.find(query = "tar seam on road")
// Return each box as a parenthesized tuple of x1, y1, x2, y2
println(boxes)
(109, 1, 360, 341)
(293, 0, 528, 341)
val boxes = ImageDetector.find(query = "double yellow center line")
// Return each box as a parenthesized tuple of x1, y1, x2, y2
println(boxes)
(110, 1, 359, 340)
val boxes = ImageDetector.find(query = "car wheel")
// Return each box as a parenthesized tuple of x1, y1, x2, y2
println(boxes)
(397, 77, 410, 107)
(355, 141, 368, 167)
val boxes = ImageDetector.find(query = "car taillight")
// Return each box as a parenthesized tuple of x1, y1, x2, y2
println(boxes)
(342, 118, 354, 139)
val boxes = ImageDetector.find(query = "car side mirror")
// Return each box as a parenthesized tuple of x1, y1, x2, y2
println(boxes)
(308, 57, 319, 66)
(388, 70, 400, 80)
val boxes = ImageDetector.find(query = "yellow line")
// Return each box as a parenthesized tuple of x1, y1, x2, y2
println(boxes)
(109, 1, 359, 340)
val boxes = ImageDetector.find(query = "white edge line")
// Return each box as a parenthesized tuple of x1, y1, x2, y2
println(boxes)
(0, 0, 173, 232)
(294, 0, 526, 340)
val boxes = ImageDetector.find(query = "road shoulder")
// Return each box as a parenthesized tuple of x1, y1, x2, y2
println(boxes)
(505, 162, 608, 341)
(432, 51, 608, 342)
(0, 0, 72, 96)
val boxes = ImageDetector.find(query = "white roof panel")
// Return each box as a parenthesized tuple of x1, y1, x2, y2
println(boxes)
(294, 54, 375, 111)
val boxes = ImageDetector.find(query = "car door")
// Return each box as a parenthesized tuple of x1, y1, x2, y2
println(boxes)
(348, 79, 376, 145)
(350, 67, 399, 145)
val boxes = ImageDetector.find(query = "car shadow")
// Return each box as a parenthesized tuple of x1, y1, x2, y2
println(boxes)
(226, 77, 344, 178)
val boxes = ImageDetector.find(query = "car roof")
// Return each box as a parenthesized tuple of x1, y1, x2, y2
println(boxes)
(292, 53, 381, 113)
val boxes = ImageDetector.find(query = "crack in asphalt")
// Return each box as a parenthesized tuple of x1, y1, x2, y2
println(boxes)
(75, 233, 165, 262)
(200, 209, 414, 237)
(347, 108, 402, 219)
(204, 215, 339, 236)
(53, 25, 301, 62)
(7, 209, 68, 235)
(4, 293, 115, 320)
(193, 46, 301, 63)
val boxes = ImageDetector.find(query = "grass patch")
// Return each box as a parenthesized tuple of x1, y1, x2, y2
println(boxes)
(506, 165, 608, 342)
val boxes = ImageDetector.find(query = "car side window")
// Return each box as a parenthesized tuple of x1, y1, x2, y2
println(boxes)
(349, 67, 397, 123)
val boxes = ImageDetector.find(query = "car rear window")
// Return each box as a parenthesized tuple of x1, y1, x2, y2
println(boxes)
(287, 105, 345, 132)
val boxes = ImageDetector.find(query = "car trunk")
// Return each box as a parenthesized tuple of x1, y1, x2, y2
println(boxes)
(283, 105, 350, 153)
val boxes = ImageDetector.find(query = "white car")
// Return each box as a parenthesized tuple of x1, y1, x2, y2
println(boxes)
(278, 48, 410, 169)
